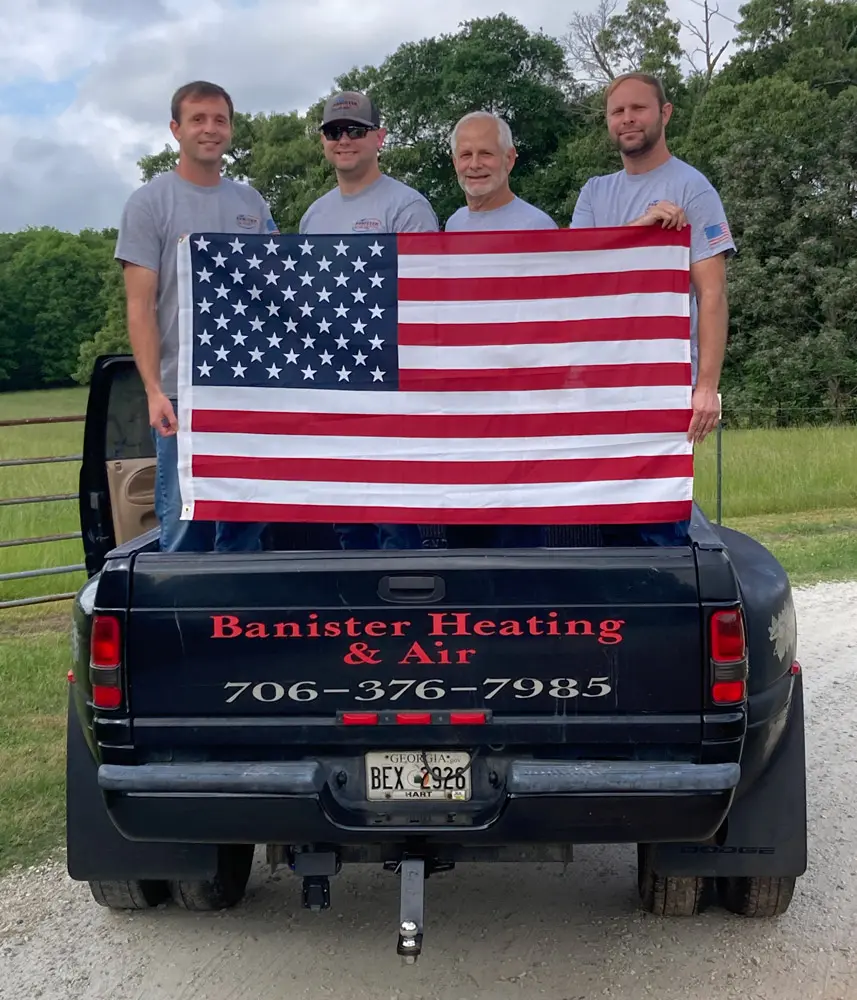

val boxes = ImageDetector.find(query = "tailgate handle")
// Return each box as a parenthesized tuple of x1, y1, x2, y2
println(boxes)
(378, 575, 445, 604)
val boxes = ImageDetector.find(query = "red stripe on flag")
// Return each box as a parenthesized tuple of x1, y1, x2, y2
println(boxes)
(398, 270, 688, 302)
(191, 408, 693, 439)
(190, 499, 693, 525)
(398, 316, 690, 347)
(399, 363, 692, 392)
(397, 227, 691, 256)
(192, 454, 692, 486)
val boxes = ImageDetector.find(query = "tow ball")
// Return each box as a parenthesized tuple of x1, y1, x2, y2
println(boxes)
(384, 856, 454, 964)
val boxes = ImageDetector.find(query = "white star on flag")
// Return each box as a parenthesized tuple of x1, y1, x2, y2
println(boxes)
(232, 332, 247, 346)
(248, 286, 262, 301)
(231, 361, 247, 377)
(334, 303, 349, 318)
(334, 273, 349, 287)
(247, 255, 262, 269)
(352, 257, 366, 272)
(249, 317, 264, 332)
(352, 288, 367, 303)
(215, 284, 229, 299)
(334, 334, 349, 350)
(318, 318, 332, 333)
(197, 361, 212, 376)
(319, 350, 334, 365)
(300, 272, 314, 286)
(368, 335, 384, 350)
(333, 241, 349, 255)
(198, 298, 212, 313)
(248, 347, 264, 362)
(301, 334, 316, 349)
(214, 346, 229, 361)
(230, 268, 244, 284)
(215, 314, 229, 329)
(299, 302, 314, 317)
(370, 367, 385, 381)
(282, 286, 296, 301)
(284, 318, 298, 333)
(267, 333, 282, 348)
(353, 350, 367, 366)
(198, 330, 213, 345)
(317, 256, 331, 271)
(369, 273, 384, 288)
(263, 239, 279, 255)
(232, 301, 247, 315)
(352, 319, 367, 334)
(336, 367, 351, 381)
(197, 268, 212, 282)
(266, 363, 281, 379)
(194, 236, 210, 251)
(264, 270, 279, 286)
(298, 240, 314, 255)
(212, 252, 227, 267)
(369, 304, 384, 318)
(267, 302, 281, 316)
(282, 256, 296, 271)
(317, 288, 332, 302)
(284, 349, 299, 364)
(301, 365, 317, 380)
(229, 238, 245, 254)
(368, 241, 383, 256)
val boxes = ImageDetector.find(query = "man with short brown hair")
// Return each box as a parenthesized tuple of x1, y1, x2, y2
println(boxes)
(115, 81, 278, 552)
(572, 72, 734, 546)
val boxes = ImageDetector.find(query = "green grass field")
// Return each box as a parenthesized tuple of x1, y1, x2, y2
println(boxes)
(0, 384, 855, 876)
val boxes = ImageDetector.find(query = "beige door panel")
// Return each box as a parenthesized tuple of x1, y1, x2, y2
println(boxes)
(105, 458, 158, 544)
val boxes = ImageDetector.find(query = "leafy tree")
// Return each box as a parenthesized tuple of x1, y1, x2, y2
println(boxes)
(0, 228, 113, 391)
(74, 259, 128, 384)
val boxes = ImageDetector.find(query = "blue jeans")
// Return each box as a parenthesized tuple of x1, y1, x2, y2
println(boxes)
(153, 430, 265, 553)
(334, 523, 423, 550)
(599, 519, 691, 547)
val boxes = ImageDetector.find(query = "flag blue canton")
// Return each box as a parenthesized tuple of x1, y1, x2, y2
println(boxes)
(187, 233, 399, 390)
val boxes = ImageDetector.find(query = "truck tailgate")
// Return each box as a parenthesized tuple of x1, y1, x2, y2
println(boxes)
(124, 549, 708, 722)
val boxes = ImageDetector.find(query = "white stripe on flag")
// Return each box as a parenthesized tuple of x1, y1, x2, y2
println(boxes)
(398, 339, 690, 371)
(190, 384, 692, 415)
(190, 475, 693, 510)
(398, 292, 689, 325)
(398, 245, 690, 279)
(192, 431, 692, 463)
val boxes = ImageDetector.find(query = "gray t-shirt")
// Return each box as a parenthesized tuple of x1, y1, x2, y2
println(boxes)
(299, 174, 438, 235)
(115, 171, 276, 397)
(570, 156, 735, 382)
(445, 195, 557, 231)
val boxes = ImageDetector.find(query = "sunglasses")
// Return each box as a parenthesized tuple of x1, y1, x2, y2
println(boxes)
(322, 124, 377, 141)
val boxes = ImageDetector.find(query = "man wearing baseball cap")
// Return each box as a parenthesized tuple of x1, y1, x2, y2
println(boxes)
(301, 92, 439, 550)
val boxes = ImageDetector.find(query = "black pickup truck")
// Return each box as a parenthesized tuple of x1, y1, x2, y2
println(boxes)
(67, 356, 807, 959)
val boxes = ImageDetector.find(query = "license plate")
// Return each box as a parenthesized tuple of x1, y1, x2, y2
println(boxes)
(365, 750, 471, 802)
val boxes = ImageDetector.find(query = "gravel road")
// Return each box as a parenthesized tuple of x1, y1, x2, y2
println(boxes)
(1, 581, 856, 1000)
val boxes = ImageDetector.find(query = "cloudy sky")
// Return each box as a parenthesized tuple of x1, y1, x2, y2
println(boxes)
(0, 0, 740, 234)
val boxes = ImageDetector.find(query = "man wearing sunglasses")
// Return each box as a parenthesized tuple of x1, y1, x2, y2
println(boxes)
(300, 91, 439, 551)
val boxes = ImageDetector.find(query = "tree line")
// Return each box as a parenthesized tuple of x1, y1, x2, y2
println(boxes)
(1, 0, 855, 425)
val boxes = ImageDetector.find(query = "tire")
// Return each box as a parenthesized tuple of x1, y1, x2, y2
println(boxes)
(169, 844, 255, 911)
(718, 876, 797, 917)
(637, 844, 708, 916)
(89, 879, 170, 910)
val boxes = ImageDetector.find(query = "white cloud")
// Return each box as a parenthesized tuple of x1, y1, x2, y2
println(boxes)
(0, 0, 741, 233)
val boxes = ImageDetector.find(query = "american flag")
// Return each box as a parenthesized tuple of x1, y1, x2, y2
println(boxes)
(704, 221, 732, 249)
(176, 227, 693, 526)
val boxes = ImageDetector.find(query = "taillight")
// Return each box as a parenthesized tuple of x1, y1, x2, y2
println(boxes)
(709, 608, 747, 705)
(90, 614, 122, 710)
(710, 610, 746, 662)
(91, 615, 121, 667)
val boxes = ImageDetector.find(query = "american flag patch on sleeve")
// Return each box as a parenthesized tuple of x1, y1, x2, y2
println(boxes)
(704, 222, 732, 248)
